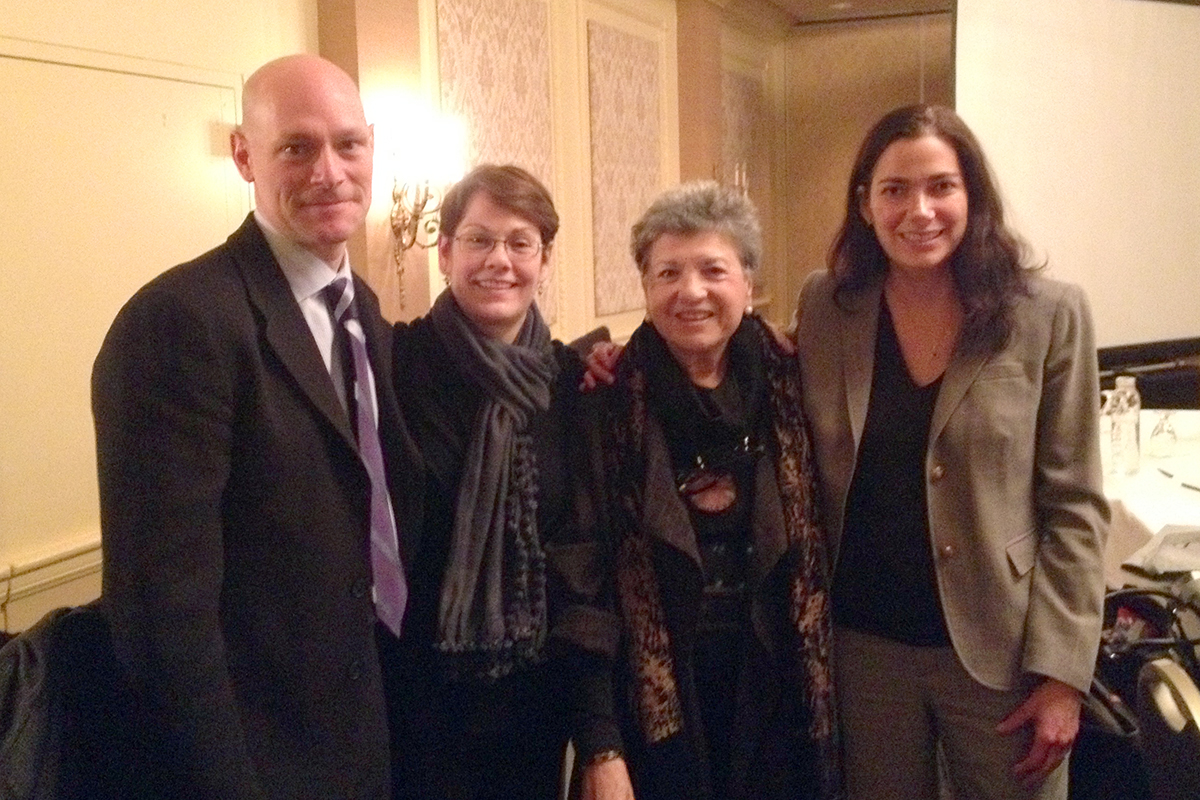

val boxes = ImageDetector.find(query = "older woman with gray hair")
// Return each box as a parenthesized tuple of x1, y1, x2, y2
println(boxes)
(579, 181, 840, 800)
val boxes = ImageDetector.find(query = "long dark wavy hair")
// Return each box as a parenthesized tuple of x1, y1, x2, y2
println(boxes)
(829, 104, 1040, 355)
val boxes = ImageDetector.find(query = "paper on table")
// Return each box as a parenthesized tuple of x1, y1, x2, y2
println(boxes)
(1123, 524, 1200, 575)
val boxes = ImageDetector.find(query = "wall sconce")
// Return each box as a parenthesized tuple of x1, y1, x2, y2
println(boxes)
(390, 179, 443, 265)
(369, 91, 467, 305)
(732, 160, 750, 197)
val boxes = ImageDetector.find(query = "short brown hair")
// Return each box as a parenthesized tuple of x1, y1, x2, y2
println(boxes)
(439, 164, 559, 247)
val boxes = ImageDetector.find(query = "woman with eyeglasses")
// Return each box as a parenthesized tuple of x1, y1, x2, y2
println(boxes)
(381, 164, 621, 799)
(578, 182, 840, 800)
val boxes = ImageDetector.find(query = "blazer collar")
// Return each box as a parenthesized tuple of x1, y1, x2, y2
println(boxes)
(838, 280, 882, 449)
(837, 276, 989, 448)
(930, 344, 989, 446)
(227, 215, 358, 450)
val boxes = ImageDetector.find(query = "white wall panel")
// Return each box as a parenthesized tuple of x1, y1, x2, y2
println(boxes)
(957, 0, 1200, 348)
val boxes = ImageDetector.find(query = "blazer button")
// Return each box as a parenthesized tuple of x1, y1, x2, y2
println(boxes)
(939, 543, 956, 559)
(348, 658, 365, 681)
(930, 464, 946, 483)
(350, 577, 370, 598)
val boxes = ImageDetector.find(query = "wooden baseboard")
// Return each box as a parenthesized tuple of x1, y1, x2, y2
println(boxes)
(1, 537, 102, 633)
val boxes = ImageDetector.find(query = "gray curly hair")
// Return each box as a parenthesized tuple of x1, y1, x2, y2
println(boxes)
(630, 180, 761, 275)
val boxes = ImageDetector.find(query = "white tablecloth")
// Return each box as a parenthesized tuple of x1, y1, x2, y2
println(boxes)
(1103, 409, 1200, 588)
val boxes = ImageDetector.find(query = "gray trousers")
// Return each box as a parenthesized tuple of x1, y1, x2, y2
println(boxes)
(834, 627, 1069, 800)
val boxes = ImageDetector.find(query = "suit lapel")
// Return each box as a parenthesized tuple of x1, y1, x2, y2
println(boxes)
(930, 347, 988, 446)
(841, 281, 883, 450)
(838, 275, 989, 448)
(228, 217, 358, 450)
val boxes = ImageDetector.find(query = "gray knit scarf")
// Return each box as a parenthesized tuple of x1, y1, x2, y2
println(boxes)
(430, 291, 560, 680)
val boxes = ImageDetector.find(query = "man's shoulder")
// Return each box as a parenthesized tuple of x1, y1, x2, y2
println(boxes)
(127, 217, 274, 312)
(98, 219, 277, 362)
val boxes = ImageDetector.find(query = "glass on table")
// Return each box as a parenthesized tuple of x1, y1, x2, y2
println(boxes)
(1146, 410, 1177, 459)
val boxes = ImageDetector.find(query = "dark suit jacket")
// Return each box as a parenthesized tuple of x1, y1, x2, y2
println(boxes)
(794, 270, 1109, 693)
(92, 215, 422, 800)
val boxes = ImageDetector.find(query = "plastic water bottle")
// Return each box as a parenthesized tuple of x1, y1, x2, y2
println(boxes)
(1109, 375, 1141, 475)
(1099, 389, 1115, 472)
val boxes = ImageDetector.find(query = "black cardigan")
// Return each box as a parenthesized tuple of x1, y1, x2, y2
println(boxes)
(387, 316, 623, 762)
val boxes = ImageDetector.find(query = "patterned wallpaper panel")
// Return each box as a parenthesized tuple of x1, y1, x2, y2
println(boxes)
(436, 0, 559, 322)
(587, 20, 661, 318)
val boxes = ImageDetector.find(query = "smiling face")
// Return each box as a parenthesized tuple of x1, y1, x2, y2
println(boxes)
(861, 134, 968, 278)
(232, 56, 373, 265)
(642, 230, 751, 380)
(438, 191, 548, 343)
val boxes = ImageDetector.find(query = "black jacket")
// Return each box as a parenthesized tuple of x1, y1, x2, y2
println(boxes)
(0, 602, 140, 800)
(92, 216, 424, 799)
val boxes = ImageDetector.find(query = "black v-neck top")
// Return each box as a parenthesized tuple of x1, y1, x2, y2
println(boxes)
(832, 301, 952, 646)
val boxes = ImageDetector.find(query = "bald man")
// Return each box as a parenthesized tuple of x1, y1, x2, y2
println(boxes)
(92, 55, 421, 799)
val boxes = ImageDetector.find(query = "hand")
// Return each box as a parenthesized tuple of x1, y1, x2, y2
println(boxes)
(580, 341, 624, 391)
(996, 677, 1082, 786)
(762, 319, 797, 356)
(579, 757, 636, 800)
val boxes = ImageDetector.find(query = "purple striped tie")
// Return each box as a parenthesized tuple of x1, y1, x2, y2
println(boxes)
(324, 277, 407, 636)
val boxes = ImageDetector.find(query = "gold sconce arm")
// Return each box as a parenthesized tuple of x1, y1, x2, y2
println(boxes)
(390, 178, 445, 305)
(390, 179, 443, 259)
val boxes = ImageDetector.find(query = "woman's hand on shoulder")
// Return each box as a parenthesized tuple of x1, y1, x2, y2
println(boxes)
(760, 318, 797, 355)
(580, 341, 624, 391)
(579, 756, 636, 800)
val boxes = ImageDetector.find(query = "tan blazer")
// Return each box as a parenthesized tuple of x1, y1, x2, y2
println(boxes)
(794, 270, 1109, 693)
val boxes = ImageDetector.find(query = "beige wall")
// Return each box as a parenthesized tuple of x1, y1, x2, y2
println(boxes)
(0, 0, 317, 76)
(0, 0, 316, 631)
(0, 0, 679, 630)
(771, 14, 954, 325)
(677, 0, 726, 183)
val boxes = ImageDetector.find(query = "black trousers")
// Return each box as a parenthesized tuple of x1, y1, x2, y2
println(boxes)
(382, 641, 569, 800)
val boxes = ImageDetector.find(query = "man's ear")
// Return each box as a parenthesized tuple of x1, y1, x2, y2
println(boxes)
(231, 129, 254, 183)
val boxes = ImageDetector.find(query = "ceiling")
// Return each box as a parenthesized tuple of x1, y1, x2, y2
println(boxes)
(763, 0, 953, 25)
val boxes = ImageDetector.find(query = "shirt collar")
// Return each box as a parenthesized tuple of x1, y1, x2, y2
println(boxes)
(255, 211, 353, 302)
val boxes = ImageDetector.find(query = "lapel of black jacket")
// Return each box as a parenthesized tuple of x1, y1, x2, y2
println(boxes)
(227, 215, 359, 451)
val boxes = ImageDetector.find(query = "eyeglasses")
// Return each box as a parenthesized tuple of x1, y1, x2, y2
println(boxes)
(453, 231, 543, 262)
(676, 435, 764, 497)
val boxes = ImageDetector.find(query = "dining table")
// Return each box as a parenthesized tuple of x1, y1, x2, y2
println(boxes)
(1102, 409, 1200, 590)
